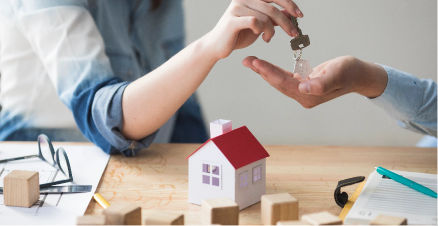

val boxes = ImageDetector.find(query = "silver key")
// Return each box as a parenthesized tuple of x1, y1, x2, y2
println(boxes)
(290, 16, 313, 79)
(293, 58, 313, 79)
(290, 16, 310, 51)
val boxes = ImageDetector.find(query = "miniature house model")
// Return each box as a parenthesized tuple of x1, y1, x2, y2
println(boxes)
(187, 119, 270, 210)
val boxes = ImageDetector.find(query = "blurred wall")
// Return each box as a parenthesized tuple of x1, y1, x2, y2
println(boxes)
(183, 0, 437, 146)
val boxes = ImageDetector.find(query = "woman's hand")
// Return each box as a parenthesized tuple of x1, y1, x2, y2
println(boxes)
(242, 56, 388, 108)
(205, 0, 303, 60)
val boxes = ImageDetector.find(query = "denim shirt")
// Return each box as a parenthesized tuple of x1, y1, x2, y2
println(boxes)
(0, 0, 208, 155)
(370, 65, 437, 137)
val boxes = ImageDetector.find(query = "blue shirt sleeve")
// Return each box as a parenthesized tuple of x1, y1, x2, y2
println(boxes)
(369, 65, 437, 137)
(91, 81, 158, 156)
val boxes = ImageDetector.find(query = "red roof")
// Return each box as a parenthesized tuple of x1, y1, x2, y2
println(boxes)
(186, 126, 270, 169)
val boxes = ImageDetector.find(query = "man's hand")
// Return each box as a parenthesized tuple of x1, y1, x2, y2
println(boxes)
(205, 0, 303, 60)
(242, 55, 388, 108)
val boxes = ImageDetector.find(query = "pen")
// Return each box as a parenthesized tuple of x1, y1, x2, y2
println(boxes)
(375, 166, 437, 198)
(93, 193, 110, 209)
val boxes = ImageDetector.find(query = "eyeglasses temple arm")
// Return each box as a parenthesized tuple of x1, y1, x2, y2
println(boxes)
(0, 155, 39, 163)
(0, 179, 73, 193)
(39, 179, 73, 188)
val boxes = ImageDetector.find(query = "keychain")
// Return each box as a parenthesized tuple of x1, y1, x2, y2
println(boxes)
(290, 16, 313, 79)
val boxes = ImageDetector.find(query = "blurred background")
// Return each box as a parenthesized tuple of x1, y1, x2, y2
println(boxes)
(183, 0, 437, 146)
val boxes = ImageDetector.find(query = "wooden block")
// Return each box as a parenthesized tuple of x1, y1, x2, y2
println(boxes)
(102, 203, 141, 225)
(301, 211, 342, 225)
(144, 211, 184, 225)
(277, 220, 310, 225)
(370, 215, 407, 225)
(202, 198, 239, 225)
(4, 170, 39, 207)
(76, 215, 106, 225)
(261, 193, 299, 225)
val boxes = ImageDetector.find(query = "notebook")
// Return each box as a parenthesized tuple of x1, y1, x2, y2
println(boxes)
(344, 170, 437, 224)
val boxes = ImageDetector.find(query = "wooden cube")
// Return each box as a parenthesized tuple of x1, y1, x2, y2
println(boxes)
(76, 215, 106, 225)
(4, 170, 39, 207)
(277, 220, 310, 225)
(202, 198, 239, 225)
(301, 211, 342, 225)
(102, 203, 141, 225)
(144, 211, 184, 225)
(370, 215, 407, 225)
(261, 193, 299, 225)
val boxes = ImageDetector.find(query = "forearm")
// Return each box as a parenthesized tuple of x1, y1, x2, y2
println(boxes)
(121, 0, 304, 140)
(121, 35, 218, 140)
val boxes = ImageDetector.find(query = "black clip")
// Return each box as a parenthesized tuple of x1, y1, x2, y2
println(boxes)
(334, 176, 365, 208)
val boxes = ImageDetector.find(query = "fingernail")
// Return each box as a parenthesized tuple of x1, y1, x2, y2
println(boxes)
(292, 29, 299, 37)
(299, 83, 310, 94)
(296, 8, 303, 17)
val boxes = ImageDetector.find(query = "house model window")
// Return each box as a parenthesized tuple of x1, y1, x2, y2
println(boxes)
(239, 172, 248, 189)
(202, 163, 221, 188)
(253, 165, 262, 183)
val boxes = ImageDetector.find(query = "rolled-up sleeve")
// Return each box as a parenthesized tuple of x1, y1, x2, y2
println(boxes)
(11, 0, 157, 155)
(369, 65, 437, 137)
(92, 82, 158, 156)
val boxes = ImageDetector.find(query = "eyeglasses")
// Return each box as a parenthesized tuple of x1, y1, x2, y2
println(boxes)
(0, 134, 73, 188)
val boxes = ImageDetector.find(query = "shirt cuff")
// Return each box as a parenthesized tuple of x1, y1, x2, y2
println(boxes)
(368, 64, 424, 122)
(92, 82, 158, 156)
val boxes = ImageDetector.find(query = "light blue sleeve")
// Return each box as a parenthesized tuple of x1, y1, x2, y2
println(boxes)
(369, 65, 437, 137)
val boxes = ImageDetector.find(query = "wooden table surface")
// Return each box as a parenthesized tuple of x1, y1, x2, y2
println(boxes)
(83, 144, 437, 224)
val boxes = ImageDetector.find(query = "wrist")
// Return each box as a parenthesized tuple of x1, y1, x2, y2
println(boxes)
(197, 32, 222, 62)
(355, 59, 388, 98)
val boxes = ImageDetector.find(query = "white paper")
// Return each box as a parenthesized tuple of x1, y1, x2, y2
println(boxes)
(344, 170, 437, 225)
(0, 143, 110, 225)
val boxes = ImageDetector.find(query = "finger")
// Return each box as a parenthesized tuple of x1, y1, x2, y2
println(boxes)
(298, 70, 342, 96)
(273, 10, 293, 26)
(279, 9, 290, 18)
(312, 60, 331, 74)
(253, 58, 296, 78)
(231, 4, 276, 42)
(261, 0, 303, 18)
(292, 73, 302, 80)
(242, 56, 261, 74)
(305, 59, 332, 79)
(295, 86, 346, 109)
(232, 16, 264, 36)
(252, 59, 300, 95)
(247, 57, 346, 109)
(243, 0, 298, 37)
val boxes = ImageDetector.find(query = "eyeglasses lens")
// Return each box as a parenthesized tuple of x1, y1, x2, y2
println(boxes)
(39, 136, 54, 165)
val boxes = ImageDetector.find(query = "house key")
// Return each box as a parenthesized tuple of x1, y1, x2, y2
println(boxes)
(290, 16, 313, 79)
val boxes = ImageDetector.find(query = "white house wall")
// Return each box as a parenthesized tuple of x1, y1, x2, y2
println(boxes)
(234, 158, 266, 210)
(188, 141, 236, 206)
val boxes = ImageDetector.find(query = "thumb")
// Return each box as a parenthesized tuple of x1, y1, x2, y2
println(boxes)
(298, 72, 341, 96)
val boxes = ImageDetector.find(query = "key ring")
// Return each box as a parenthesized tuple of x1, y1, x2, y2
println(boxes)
(294, 49, 302, 61)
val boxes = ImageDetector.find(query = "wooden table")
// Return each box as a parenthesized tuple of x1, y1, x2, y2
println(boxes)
(84, 144, 436, 224)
